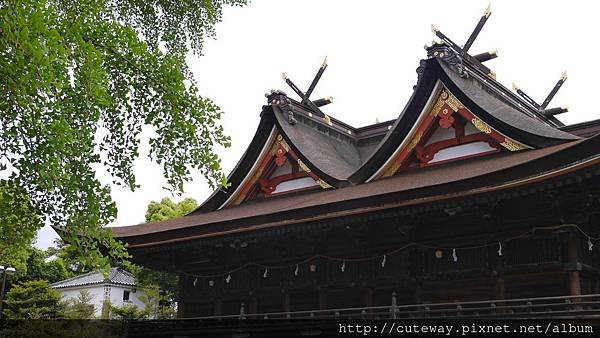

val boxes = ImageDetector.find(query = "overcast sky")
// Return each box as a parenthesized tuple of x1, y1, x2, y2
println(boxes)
(35, 0, 600, 248)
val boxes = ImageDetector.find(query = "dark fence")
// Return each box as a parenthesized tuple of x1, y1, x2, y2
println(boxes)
(179, 293, 600, 321)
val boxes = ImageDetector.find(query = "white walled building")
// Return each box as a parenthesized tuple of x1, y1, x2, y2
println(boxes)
(51, 267, 146, 318)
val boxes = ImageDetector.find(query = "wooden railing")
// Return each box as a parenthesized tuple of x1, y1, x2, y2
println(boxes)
(124, 294, 600, 336)
(179, 293, 600, 321)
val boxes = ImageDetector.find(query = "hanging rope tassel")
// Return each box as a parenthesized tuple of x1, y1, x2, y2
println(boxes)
(226, 274, 231, 284)
(341, 260, 346, 272)
(381, 254, 387, 268)
(294, 264, 299, 276)
(498, 242, 503, 257)
(263, 268, 268, 278)
(589, 237, 594, 251)
(193, 277, 198, 286)
(452, 248, 458, 262)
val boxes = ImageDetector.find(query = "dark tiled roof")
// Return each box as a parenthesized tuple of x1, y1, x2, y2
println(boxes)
(113, 136, 600, 244)
(275, 105, 362, 180)
(50, 268, 136, 289)
(439, 61, 579, 143)
(183, 45, 594, 216)
(561, 118, 600, 138)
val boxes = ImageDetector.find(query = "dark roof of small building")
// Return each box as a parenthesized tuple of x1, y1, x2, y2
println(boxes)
(50, 268, 136, 289)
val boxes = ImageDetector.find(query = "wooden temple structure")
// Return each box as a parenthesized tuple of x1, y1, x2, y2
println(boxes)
(113, 8, 600, 319)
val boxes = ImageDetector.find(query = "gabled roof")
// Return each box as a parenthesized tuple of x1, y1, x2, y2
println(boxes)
(191, 52, 581, 213)
(50, 268, 136, 289)
(113, 134, 600, 248)
(112, 15, 600, 247)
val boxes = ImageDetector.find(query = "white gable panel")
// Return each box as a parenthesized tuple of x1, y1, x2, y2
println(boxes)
(425, 125, 455, 145)
(272, 177, 318, 194)
(430, 142, 496, 163)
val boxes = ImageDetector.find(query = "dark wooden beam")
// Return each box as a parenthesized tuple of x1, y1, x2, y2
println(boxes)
(541, 71, 567, 110)
(302, 57, 328, 105)
(462, 4, 492, 54)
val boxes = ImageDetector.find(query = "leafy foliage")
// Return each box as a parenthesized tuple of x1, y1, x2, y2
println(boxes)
(133, 196, 197, 315)
(108, 303, 144, 320)
(21, 246, 74, 283)
(0, 0, 245, 267)
(2, 279, 64, 319)
(144, 197, 198, 222)
(138, 284, 176, 319)
(0, 181, 41, 273)
(46, 238, 104, 274)
(62, 290, 95, 319)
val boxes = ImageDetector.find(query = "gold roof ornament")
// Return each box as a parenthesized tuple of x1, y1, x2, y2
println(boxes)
(484, 4, 492, 18)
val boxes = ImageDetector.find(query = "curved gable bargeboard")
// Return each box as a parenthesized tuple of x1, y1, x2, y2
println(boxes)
(195, 54, 581, 213)
(370, 86, 530, 180)
(218, 129, 335, 208)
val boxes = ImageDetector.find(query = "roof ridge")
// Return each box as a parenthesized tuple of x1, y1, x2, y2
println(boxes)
(51, 267, 136, 288)
(50, 270, 100, 287)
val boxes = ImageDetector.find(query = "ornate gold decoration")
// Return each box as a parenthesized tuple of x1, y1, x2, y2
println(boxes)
(316, 179, 332, 189)
(431, 89, 463, 116)
(471, 118, 492, 134)
(500, 138, 527, 151)
(408, 131, 423, 151)
(445, 92, 462, 111)
(275, 134, 289, 152)
(298, 158, 311, 173)
(431, 96, 445, 117)
(484, 4, 492, 18)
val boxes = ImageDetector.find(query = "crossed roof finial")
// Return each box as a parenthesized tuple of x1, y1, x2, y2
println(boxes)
(513, 72, 569, 118)
(282, 57, 333, 117)
(431, 4, 568, 123)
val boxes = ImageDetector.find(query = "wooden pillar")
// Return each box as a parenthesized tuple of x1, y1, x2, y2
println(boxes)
(176, 300, 186, 318)
(213, 299, 222, 316)
(569, 271, 582, 297)
(362, 287, 374, 319)
(411, 278, 422, 304)
(493, 277, 505, 300)
(176, 275, 186, 318)
(318, 288, 327, 310)
(249, 294, 258, 314)
(362, 287, 373, 307)
(567, 232, 582, 297)
(282, 291, 291, 314)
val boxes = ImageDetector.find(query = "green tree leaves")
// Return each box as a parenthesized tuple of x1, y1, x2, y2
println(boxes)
(0, 0, 244, 266)
(62, 290, 95, 319)
(0, 181, 41, 273)
(3, 280, 64, 319)
(144, 197, 198, 222)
